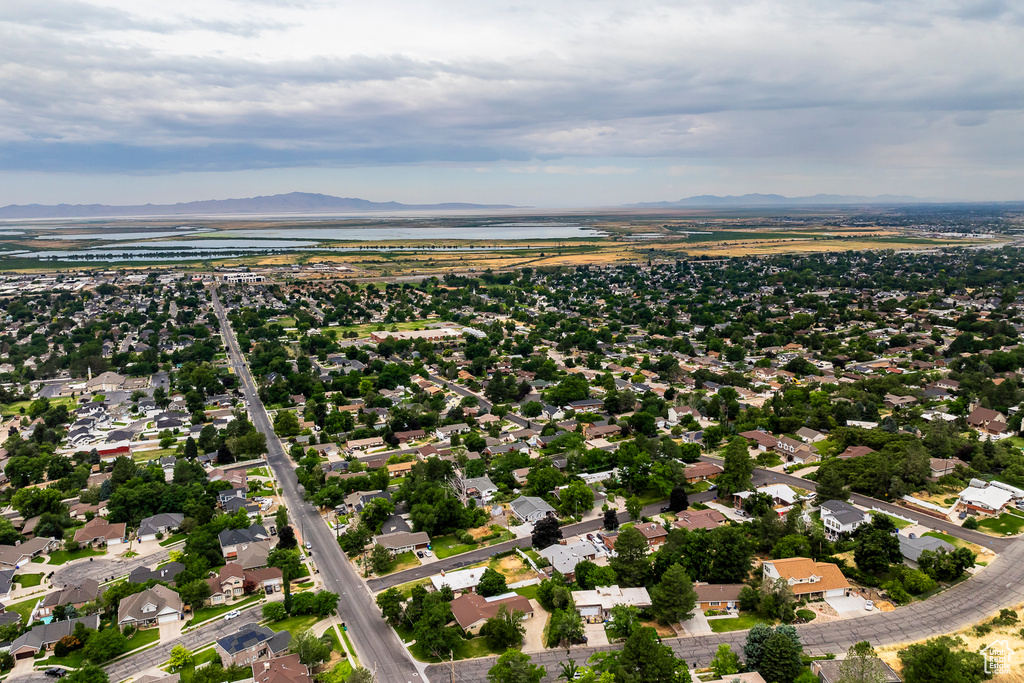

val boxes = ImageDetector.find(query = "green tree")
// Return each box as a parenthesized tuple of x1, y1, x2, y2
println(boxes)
(606, 604, 641, 640)
(709, 643, 740, 677)
(603, 508, 620, 531)
(559, 479, 595, 517)
(899, 637, 988, 683)
(744, 623, 775, 671)
(650, 563, 697, 624)
(262, 602, 287, 622)
(178, 579, 212, 608)
(477, 567, 509, 598)
(814, 461, 850, 502)
(837, 641, 887, 683)
(487, 649, 546, 683)
(614, 626, 691, 683)
(268, 547, 302, 581)
(608, 526, 650, 587)
(275, 505, 288, 531)
(290, 629, 332, 667)
(481, 605, 526, 650)
(274, 410, 301, 437)
(184, 437, 198, 460)
(719, 437, 754, 495)
(375, 587, 404, 625)
(574, 561, 617, 590)
(531, 515, 563, 549)
(625, 495, 643, 520)
(548, 608, 584, 648)
(759, 630, 803, 683)
(854, 515, 902, 574)
(414, 596, 461, 658)
(64, 665, 110, 683)
(84, 627, 129, 663)
(346, 669, 374, 683)
(370, 544, 393, 575)
(168, 645, 194, 671)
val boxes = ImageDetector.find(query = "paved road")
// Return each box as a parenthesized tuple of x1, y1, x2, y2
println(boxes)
(51, 547, 173, 586)
(106, 605, 262, 682)
(431, 537, 1024, 681)
(210, 287, 425, 683)
(368, 492, 716, 591)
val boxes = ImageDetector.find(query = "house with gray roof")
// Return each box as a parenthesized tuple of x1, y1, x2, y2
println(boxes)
(218, 524, 270, 559)
(9, 615, 99, 659)
(137, 513, 184, 542)
(215, 623, 291, 667)
(118, 584, 184, 628)
(538, 542, 598, 579)
(509, 496, 556, 523)
(819, 500, 870, 540)
(129, 561, 185, 586)
(899, 532, 955, 565)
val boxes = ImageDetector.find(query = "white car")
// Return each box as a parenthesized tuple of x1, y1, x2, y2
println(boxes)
(304, 542, 312, 550)
(224, 610, 241, 620)
(423, 549, 432, 557)
(864, 600, 874, 611)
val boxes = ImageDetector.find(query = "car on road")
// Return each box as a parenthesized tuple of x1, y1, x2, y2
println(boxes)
(660, 506, 670, 513)
(45, 669, 67, 678)
(224, 610, 241, 620)
(305, 542, 312, 549)
(707, 484, 717, 491)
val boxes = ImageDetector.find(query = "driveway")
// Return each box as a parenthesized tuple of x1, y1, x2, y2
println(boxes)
(521, 601, 548, 654)
(583, 622, 609, 647)
(679, 610, 713, 636)
(825, 594, 871, 615)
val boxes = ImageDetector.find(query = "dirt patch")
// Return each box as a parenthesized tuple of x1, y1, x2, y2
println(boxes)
(467, 526, 493, 540)
(490, 555, 535, 583)
(874, 600, 895, 612)
(640, 620, 678, 638)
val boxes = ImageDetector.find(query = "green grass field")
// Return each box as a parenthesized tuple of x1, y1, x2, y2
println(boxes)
(159, 533, 187, 546)
(47, 548, 106, 565)
(869, 511, 913, 530)
(709, 614, 769, 633)
(977, 512, 1024, 536)
(431, 534, 478, 559)
(266, 613, 318, 635)
(390, 577, 432, 599)
(15, 573, 43, 587)
(0, 396, 76, 416)
(8, 596, 37, 623)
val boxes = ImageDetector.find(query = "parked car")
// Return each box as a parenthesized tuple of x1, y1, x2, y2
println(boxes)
(416, 551, 424, 558)
(423, 549, 432, 557)
(305, 542, 312, 550)
(707, 484, 717, 491)
(45, 669, 67, 678)
(660, 506, 670, 513)
(864, 601, 874, 611)
(224, 610, 241, 620)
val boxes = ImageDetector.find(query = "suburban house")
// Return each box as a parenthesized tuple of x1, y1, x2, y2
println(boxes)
(509, 496, 556, 523)
(762, 557, 850, 599)
(0, 569, 15, 601)
(252, 654, 310, 683)
(694, 583, 744, 611)
(137, 513, 184, 542)
(450, 592, 534, 634)
(345, 436, 384, 453)
(703, 674, 767, 683)
(37, 579, 101, 619)
(734, 484, 802, 512)
(461, 475, 499, 503)
(129, 561, 185, 586)
(372, 531, 430, 555)
(956, 483, 1016, 517)
(206, 563, 246, 604)
(967, 406, 1007, 434)
(774, 436, 818, 464)
(819, 500, 871, 540)
(674, 508, 727, 531)
(386, 461, 415, 478)
(538, 542, 599, 579)
(634, 523, 669, 551)
(9, 615, 100, 659)
(218, 488, 248, 506)
(573, 586, 652, 623)
(218, 524, 271, 559)
(430, 567, 488, 594)
(899, 533, 955, 565)
(812, 658, 901, 682)
(74, 517, 127, 546)
(929, 457, 968, 479)
(740, 429, 779, 452)
(117, 584, 184, 628)
(682, 461, 723, 483)
(796, 427, 826, 443)
(0, 537, 58, 569)
(837, 446, 876, 460)
(215, 624, 291, 667)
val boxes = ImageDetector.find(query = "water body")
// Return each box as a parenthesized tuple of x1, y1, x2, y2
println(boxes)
(199, 225, 604, 240)
(37, 228, 212, 240)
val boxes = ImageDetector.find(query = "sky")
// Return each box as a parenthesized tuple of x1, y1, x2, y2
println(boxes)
(1, 0, 1023, 207)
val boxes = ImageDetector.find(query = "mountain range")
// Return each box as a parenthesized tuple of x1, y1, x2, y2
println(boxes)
(0, 192, 517, 219)
(625, 193, 925, 208)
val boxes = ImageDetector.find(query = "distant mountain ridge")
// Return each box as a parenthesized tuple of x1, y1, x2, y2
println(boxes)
(0, 192, 517, 219)
(626, 193, 924, 208)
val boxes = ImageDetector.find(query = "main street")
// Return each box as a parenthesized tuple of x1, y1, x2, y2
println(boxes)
(210, 287, 425, 683)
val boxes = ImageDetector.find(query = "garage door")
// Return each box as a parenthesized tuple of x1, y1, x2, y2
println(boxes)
(15, 650, 34, 660)
(158, 613, 178, 624)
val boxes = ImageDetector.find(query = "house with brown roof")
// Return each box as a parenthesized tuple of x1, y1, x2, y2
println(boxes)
(450, 592, 534, 634)
(774, 436, 819, 464)
(683, 461, 723, 483)
(633, 523, 668, 551)
(929, 457, 968, 479)
(837, 446, 876, 460)
(762, 557, 850, 599)
(967, 406, 1006, 432)
(0, 537, 58, 569)
(74, 517, 127, 547)
(37, 579, 101, 618)
(673, 508, 727, 532)
(694, 583, 744, 611)
(739, 430, 778, 452)
(117, 584, 184, 628)
(252, 654, 310, 683)
(206, 563, 245, 605)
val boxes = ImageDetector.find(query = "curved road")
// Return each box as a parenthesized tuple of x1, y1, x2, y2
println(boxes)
(210, 287, 425, 683)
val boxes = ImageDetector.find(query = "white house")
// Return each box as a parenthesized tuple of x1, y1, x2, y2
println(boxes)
(509, 496, 556, 523)
(819, 500, 870, 540)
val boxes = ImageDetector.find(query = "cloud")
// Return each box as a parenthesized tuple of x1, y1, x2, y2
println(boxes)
(0, 0, 1021, 202)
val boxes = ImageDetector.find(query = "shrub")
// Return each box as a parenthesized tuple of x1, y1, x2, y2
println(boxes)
(796, 609, 816, 622)
(962, 516, 980, 530)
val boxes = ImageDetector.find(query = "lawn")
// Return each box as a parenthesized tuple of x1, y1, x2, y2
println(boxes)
(318, 659, 353, 683)
(0, 396, 75, 416)
(514, 585, 540, 601)
(391, 577, 432, 599)
(15, 573, 43, 587)
(977, 512, 1024, 536)
(159, 533, 188, 546)
(709, 614, 769, 633)
(869, 511, 913, 530)
(133, 447, 179, 462)
(431, 534, 478, 559)
(47, 548, 106, 565)
(247, 467, 270, 477)
(340, 629, 359, 667)
(267, 613, 319, 634)
(387, 551, 420, 574)
(188, 595, 260, 626)
(123, 627, 162, 653)
(410, 635, 501, 662)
